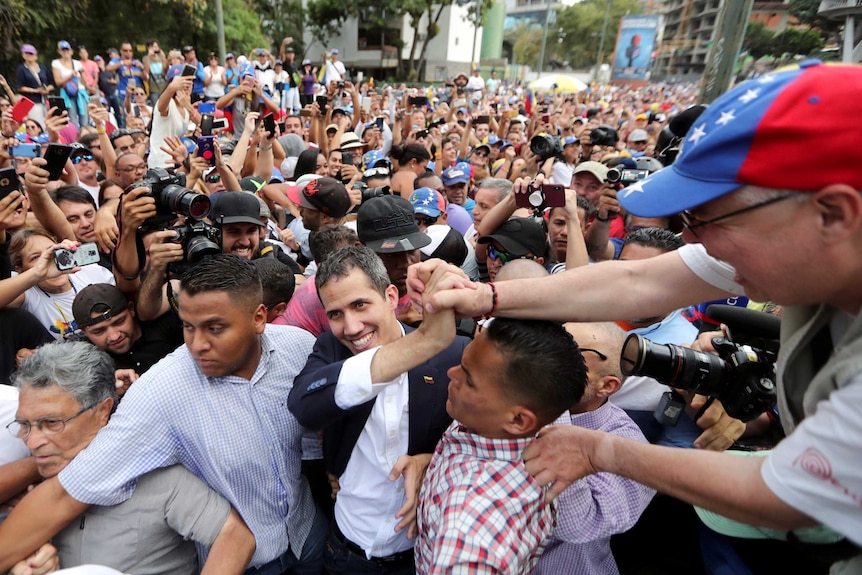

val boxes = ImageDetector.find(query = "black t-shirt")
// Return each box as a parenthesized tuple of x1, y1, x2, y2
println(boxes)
(15, 64, 52, 105)
(254, 241, 302, 275)
(107, 311, 183, 374)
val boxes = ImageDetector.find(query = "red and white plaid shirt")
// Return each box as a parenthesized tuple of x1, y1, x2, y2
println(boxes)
(415, 421, 555, 574)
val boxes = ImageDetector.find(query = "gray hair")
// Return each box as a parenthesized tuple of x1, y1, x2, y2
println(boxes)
(475, 178, 513, 203)
(13, 342, 118, 407)
(316, 245, 391, 299)
(734, 186, 808, 206)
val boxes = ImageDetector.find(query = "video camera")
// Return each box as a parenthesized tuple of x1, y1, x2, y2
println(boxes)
(620, 306, 779, 423)
(606, 167, 650, 186)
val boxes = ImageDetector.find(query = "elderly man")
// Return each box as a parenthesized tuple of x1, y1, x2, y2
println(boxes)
(7, 341, 255, 574)
(0, 255, 329, 574)
(409, 61, 862, 573)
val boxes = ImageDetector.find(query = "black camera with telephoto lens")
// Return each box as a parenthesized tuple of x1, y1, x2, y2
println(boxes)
(590, 124, 619, 147)
(530, 133, 564, 161)
(134, 168, 211, 224)
(166, 220, 222, 275)
(620, 308, 779, 422)
(352, 181, 391, 203)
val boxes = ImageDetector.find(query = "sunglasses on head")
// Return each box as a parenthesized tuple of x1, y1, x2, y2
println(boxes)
(71, 153, 95, 164)
(487, 244, 529, 265)
(363, 167, 390, 179)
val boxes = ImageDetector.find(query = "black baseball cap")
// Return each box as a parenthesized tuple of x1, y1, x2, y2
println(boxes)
(357, 195, 431, 253)
(73, 284, 129, 329)
(209, 192, 263, 226)
(477, 217, 546, 257)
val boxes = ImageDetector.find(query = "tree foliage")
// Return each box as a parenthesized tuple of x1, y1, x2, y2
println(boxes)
(743, 21, 776, 60)
(0, 0, 268, 83)
(788, 0, 840, 36)
(744, 20, 824, 60)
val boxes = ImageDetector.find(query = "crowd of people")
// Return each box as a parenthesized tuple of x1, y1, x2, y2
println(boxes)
(0, 35, 859, 575)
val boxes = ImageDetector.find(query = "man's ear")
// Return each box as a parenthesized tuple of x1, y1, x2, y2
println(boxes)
(252, 303, 267, 334)
(272, 302, 287, 318)
(503, 406, 539, 438)
(813, 185, 862, 244)
(594, 375, 622, 401)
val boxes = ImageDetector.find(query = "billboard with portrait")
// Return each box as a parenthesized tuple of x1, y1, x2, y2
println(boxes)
(612, 15, 661, 82)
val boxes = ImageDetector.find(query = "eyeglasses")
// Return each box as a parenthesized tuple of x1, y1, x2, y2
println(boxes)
(472, 149, 489, 157)
(487, 245, 530, 265)
(681, 194, 798, 238)
(580, 347, 608, 361)
(71, 153, 95, 164)
(415, 215, 437, 226)
(120, 164, 147, 173)
(7, 403, 97, 440)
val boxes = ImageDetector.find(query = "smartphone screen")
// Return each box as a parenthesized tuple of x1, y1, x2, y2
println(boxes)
(375, 117, 384, 131)
(316, 95, 328, 116)
(199, 102, 216, 115)
(263, 113, 276, 137)
(47, 97, 66, 117)
(43, 144, 74, 181)
(200, 113, 214, 136)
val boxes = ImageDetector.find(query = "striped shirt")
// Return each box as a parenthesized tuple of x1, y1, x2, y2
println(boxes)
(59, 324, 317, 568)
(535, 401, 655, 575)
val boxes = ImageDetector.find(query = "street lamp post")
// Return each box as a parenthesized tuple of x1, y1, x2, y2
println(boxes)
(593, 0, 611, 82)
(537, 0, 553, 78)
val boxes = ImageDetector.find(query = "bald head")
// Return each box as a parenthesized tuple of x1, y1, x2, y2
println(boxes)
(494, 259, 549, 282)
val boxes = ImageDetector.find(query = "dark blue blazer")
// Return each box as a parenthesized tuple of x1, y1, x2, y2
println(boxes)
(288, 325, 469, 477)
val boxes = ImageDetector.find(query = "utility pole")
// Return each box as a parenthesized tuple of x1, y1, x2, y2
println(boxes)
(215, 0, 226, 63)
(699, 0, 755, 104)
(536, 0, 553, 78)
(594, 0, 612, 82)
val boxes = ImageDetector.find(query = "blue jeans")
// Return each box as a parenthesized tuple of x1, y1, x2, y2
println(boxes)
(245, 506, 329, 575)
(106, 93, 124, 128)
(324, 525, 415, 575)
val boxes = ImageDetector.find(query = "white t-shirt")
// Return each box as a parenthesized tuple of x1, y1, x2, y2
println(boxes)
(204, 66, 226, 99)
(550, 161, 574, 187)
(762, 367, 862, 546)
(677, 243, 744, 295)
(148, 98, 190, 169)
(323, 59, 346, 85)
(51, 59, 83, 89)
(20, 265, 115, 340)
(0, 385, 29, 466)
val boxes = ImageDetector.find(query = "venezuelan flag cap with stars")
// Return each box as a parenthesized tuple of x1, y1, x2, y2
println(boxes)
(619, 60, 862, 217)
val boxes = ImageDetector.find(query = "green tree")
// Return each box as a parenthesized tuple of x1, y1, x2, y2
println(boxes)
(511, 23, 544, 67)
(788, 0, 840, 36)
(743, 20, 776, 59)
(555, 0, 644, 70)
(774, 27, 825, 57)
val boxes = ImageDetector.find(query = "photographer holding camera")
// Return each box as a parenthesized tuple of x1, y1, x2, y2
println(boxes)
(410, 62, 862, 572)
